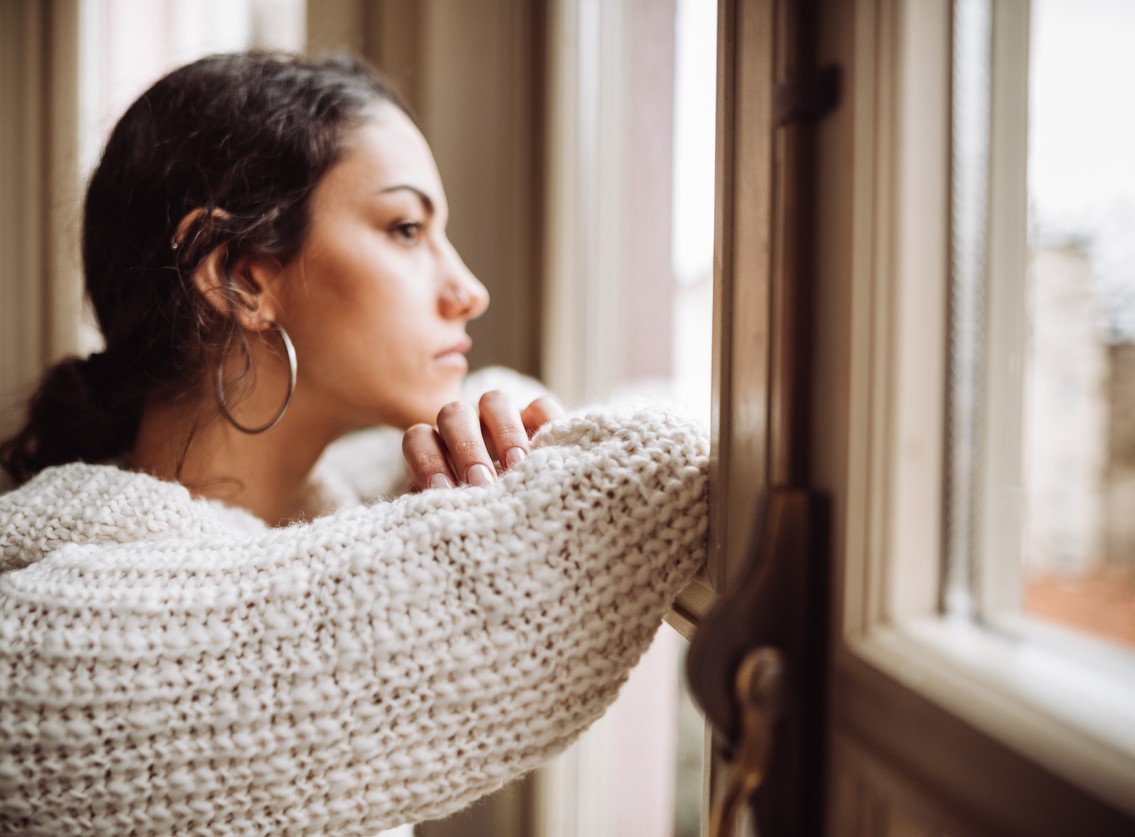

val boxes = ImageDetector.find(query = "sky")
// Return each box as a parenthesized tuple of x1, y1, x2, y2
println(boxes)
(1030, 0, 1135, 340)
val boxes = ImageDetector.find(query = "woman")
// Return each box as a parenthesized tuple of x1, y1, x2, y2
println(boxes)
(0, 53, 707, 834)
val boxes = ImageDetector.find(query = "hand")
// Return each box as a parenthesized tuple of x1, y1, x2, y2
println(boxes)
(402, 391, 563, 490)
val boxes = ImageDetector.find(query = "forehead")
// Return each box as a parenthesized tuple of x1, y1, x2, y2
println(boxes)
(319, 106, 446, 209)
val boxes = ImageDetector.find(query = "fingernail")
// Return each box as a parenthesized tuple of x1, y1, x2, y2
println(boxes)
(429, 473, 455, 490)
(467, 463, 495, 486)
(504, 447, 526, 469)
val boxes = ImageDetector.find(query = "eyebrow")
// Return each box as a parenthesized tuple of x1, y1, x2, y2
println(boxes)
(378, 184, 435, 216)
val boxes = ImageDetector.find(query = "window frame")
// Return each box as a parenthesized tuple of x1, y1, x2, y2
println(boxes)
(537, 2, 726, 833)
(820, 0, 1135, 830)
(539, 0, 728, 638)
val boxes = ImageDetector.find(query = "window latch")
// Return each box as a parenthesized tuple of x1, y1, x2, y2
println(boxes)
(708, 646, 785, 837)
(687, 489, 829, 836)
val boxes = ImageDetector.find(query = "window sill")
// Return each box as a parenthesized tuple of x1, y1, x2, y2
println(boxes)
(842, 617, 1135, 818)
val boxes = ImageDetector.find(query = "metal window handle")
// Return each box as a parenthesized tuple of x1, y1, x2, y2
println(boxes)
(709, 647, 786, 837)
(687, 490, 829, 837)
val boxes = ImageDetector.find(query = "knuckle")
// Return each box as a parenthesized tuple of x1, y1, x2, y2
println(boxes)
(479, 389, 510, 410)
(402, 423, 436, 450)
(437, 400, 474, 424)
(531, 395, 560, 412)
(529, 397, 563, 422)
(496, 428, 529, 450)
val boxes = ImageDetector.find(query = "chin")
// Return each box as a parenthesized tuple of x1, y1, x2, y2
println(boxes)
(397, 389, 465, 429)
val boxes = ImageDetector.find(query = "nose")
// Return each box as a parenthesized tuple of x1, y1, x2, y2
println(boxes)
(439, 242, 490, 321)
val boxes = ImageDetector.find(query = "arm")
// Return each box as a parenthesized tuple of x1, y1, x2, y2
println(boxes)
(0, 408, 708, 835)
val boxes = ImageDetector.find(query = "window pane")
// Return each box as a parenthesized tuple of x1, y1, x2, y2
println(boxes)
(949, 0, 1135, 649)
(80, 0, 305, 175)
(541, 0, 715, 832)
(1021, 0, 1135, 647)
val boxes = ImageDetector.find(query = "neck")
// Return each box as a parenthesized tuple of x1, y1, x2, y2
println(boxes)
(130, 387, 339, 527)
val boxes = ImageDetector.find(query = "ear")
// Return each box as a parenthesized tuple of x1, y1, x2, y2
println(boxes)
(190, 248, 285, 330)
(178, 209, 284, 330)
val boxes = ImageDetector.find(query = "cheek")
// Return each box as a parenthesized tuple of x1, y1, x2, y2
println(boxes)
(292, 249, 409, 336)
(350, 283, 432, 357)
(279, 240, 445, 400)
(327, 281, 440, 397)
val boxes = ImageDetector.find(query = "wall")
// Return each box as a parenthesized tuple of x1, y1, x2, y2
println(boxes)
(308, 0, 547, 378)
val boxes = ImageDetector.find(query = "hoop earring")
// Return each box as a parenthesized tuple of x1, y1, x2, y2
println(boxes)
(214, 322, 297, 434)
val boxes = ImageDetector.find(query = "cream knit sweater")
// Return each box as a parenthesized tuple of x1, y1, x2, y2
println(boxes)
(0, 407, 708, 836)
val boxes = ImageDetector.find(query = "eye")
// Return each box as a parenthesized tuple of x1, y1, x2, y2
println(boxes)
(390, 220, 425, 247)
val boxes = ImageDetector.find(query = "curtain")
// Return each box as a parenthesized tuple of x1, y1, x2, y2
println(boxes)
(0, 0, 84, 444)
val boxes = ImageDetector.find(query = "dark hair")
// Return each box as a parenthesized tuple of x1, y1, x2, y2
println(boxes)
(1, 51, 407, 486)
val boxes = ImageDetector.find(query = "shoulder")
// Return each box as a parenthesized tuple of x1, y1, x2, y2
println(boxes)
(0, 461, 264, 572)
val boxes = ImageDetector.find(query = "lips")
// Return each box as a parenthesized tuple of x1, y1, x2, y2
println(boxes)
(434, 336, 472, 369)
(435, 335, 472, 358)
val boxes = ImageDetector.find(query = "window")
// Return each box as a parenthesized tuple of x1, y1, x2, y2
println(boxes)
(945, 0, 1135, 650)
(79, 0, 305, 178)
(1016, 0, 1135, 649)
(538, 1, 717, 834)
(820, 0, 1135, 830)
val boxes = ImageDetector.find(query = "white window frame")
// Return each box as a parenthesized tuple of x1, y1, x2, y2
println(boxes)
(537, 3, 724, 834)
(826, 0, 1135, 828)
(540, 0, 627, 409)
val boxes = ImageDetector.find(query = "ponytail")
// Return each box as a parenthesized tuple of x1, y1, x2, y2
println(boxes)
(0, 353, 145, 486)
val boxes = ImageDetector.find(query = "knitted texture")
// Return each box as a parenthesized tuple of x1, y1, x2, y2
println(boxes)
(0, 407, 708, 836)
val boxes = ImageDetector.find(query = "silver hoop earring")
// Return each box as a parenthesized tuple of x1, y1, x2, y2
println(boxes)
(214, 322, 297, 434)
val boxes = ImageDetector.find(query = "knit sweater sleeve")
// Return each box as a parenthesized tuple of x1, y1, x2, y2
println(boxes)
(0, 408, 708, 836)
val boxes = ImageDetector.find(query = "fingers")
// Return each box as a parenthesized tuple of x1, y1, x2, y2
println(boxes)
(402, 391, 564, 490)
(436, 400, 497, 486)
(478, 390, 531, 471)
(402, 423, 457, 491)
(520, 395, 564, 437)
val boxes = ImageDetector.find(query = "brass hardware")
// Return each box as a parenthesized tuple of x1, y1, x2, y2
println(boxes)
(709, 647, 786, 837)
(687, 490, 829, 835)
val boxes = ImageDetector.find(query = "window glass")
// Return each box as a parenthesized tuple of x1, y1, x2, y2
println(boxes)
(947, 0, 1135, 650)
(1021, 0, 1135, 648)
(545, 0, 715, 833)
(80, 0, 305, 174)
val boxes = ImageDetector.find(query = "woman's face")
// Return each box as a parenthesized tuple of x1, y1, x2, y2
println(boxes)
(272, 105, 489, 433)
